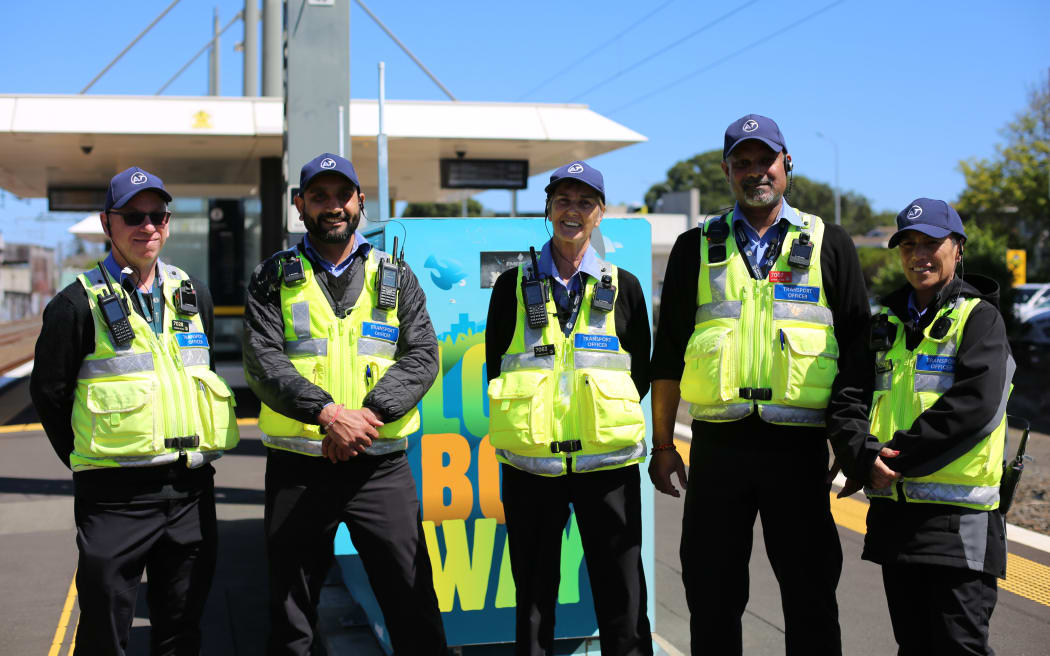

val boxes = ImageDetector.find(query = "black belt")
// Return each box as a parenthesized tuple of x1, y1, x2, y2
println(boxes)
(164, 436, 200, 449)
(550, 440, 583, 454)
(738, 387, 772, 401)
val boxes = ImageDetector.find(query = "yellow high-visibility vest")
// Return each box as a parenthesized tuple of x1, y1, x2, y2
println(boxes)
(865, 298, 1011, 510)
(681, 210, 839, 426)
(71, 264, 238, 471)
(258, 249, 420, 456)
(487, 260, 646, 476)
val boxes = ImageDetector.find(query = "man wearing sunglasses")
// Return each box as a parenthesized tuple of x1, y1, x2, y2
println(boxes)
(30, 166, 238, 655)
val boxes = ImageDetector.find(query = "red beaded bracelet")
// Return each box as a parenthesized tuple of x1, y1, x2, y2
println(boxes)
(652, 443, 677, 452)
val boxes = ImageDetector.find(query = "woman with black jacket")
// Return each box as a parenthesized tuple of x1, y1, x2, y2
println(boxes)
(828, 198, 1013, 656)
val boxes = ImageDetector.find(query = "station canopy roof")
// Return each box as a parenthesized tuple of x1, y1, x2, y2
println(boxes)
(0, 94, 646, 203)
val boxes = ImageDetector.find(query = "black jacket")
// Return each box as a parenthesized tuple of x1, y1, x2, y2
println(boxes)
(29, 267, 215, 498)
(485, 258, 651, 401)
(650, 217, 870, 445)
(827, 274, 1011, 575)
(243, 239, 438, 428)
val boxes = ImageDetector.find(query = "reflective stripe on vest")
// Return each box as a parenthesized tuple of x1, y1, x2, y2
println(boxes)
(865, 298, 1011, 510)
(488, 258, 646, 476)
(263, 435, 409, 457)
(682, 211, 838, 426)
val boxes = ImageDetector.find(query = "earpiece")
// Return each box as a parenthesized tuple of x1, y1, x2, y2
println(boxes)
(784, 154, 793, 173)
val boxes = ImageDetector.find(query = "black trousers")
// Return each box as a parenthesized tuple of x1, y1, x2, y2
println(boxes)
(680, 421, 842, 656)
(264, 450, 447, 656)
(882, 563, 998, 656)
(73, 483, 217, 656)
(501, 463, 653, 656)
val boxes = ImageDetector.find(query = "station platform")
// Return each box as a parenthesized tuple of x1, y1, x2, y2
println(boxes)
(1, 362, 1048, 655)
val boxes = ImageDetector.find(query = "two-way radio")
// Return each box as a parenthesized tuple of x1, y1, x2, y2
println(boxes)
(96, 263, 135, 346)
(376, 236, 402, 310)
(522, 246, 549, 329)
(591, 274, 616, 312)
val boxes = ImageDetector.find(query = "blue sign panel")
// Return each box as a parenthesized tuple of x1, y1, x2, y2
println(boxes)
(335, 218, 655, 651)
(773, 284, 820, 303)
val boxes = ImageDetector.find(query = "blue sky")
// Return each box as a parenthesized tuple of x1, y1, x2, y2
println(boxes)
(1, 0, 1048, 247)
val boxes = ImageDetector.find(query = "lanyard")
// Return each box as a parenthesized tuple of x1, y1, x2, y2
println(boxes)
(733, 220, 786, 280)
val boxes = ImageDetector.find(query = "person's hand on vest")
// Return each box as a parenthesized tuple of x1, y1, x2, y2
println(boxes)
(869, 447, 901, 489)
(321, 406, 383, 461)
(649, 447, 688, 497)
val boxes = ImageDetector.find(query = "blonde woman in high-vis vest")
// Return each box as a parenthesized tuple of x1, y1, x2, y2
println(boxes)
(829, 198, 1013, 656)
(485, 161, 653, 655)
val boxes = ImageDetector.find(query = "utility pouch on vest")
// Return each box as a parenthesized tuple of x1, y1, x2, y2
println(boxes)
(705, 217, 730, 264)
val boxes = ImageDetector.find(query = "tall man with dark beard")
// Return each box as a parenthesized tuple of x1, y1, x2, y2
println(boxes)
(243, 153, 448, 655)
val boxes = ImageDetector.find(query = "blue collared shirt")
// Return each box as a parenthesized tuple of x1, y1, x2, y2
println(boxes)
(303, 231, 372, 277)
(907, 292, 929, 324)
(538, 240, 604, 335)
(732, 200, 803, 279)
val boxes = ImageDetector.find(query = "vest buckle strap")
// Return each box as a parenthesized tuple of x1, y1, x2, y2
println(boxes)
(738, 387, 772, 401)
(550, 439, 583, 454)
(164, 435, 200, 449)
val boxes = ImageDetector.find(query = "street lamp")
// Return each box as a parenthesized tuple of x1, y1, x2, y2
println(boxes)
(815, 131, 841, 226)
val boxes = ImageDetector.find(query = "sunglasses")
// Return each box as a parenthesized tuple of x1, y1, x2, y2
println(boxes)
(108, 210, 171, 227)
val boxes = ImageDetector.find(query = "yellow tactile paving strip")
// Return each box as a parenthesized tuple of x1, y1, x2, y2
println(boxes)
(674, 436, 1050, 608)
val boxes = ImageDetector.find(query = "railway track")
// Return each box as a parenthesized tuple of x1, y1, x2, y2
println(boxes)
(0, 317, 41, 375)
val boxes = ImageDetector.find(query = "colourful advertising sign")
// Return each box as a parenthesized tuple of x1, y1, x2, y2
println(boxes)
(335, 218, 655, 650)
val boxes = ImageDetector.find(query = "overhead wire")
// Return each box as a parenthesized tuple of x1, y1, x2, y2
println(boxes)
(567, 0, 759, 102)
(516, 0, 677, 101)
(607, 0, 847, 114)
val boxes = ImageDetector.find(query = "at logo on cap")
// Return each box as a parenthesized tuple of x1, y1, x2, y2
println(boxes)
(130, 172, 148, 185)
(906, 205, 923, 220)
(742, 119, 759, 133)
(320, 158, 337, 169)
(567, 163, 584, 174)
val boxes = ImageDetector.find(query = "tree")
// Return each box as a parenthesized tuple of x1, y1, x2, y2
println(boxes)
(644, 148, 891, 235)
(956, 76, 1050, 271)
(401, 199, 483, 218)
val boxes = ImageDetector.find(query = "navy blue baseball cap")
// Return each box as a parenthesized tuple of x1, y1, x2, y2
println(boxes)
(544, 160, 605, 202)
(888, 198, 967, 248)
(723, 114, 788, 161)
(104, 166, 172, 212)
(298, 153, 360, 195)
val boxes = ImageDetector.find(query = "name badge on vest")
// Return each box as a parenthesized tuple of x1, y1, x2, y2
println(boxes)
(768, 271, 792, 283)
(171, 319, 191, 332)
(534, 344, 555, 357)
(361, 321, 399, 343)
(574, 333, 619, 352)
(176, 332, 209, 348)
(916, 354, 955, 373)
(773, 284, 820, 304)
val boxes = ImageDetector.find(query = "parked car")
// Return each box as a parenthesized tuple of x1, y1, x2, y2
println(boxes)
(1013, 282, 1050, 323)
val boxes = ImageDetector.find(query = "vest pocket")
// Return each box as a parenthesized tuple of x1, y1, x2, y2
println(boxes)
(85, 380, 158, 455)
(487, 370, 552, 449)
(773, 326, 838, 407)
(259, 358, 319, 437)
(681, 326, 736, 404)
(359, 356, 421, 437)
(191, 370, 239, 451)
(579, 370, 645, 448)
